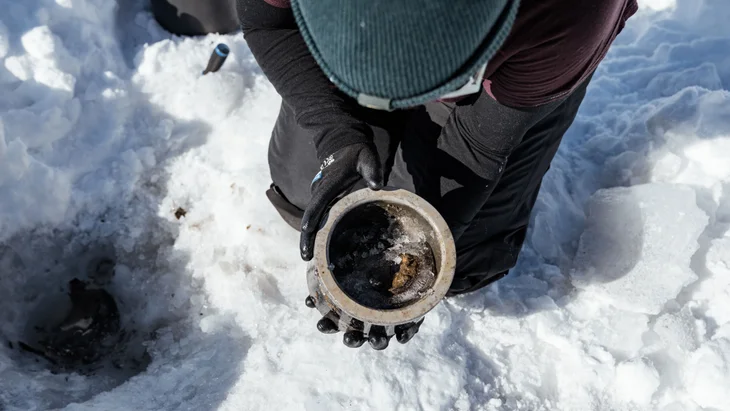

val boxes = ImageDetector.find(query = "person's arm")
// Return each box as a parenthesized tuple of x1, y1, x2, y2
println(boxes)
(236, 0, 371, 161)
(239, 0, 384, 267)
(431, 0, 637, 240)
(432, 92, 563, 240)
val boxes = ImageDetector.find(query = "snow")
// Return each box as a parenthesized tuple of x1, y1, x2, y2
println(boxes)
(572, 184, 706, 315)
(1, 0, 729, 410)
(684, 338, 730, 410)
(613, 359, 661, 406)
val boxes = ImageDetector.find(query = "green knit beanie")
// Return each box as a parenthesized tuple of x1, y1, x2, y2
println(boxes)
(291, 0, 520, 110)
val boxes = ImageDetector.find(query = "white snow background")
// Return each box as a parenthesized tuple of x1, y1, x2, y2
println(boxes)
(1, 0, 729, 409)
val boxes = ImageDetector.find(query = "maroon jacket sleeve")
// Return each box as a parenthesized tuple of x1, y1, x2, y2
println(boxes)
(483, 0, 639, 108)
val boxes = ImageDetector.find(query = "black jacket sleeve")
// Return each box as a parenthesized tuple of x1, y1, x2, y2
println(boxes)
(236, 0, 371, 161)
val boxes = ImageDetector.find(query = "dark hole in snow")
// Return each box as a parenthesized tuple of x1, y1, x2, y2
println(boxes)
(17, 262, 151, 377)
(328, 202, 437, 310)
(0, 233, 167, 408)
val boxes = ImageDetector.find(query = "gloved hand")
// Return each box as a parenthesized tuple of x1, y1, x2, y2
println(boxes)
(300, 143, 424, 349)
(300, 143, 383, 261)
(305, 296, 424, 350)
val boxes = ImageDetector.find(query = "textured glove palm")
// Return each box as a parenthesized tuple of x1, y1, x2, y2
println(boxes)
(300, 143, 383, 261)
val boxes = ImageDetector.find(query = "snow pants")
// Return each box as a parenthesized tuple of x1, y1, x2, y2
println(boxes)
(266, 77, 591, 295)
(151, 0, 239, 36)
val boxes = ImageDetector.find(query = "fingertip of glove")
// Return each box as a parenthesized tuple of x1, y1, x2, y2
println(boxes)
(367, 180, 383, 190)
(368, 334, 390, 350)
(299, 242, 313, 261)
(317, 317, 339, 334)
(299, 233, 315, 261)
(343, 330, 366, 348)
(300, 248, 313, 261)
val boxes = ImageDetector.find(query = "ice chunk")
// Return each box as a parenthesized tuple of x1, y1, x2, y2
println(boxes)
(684, 338, 730, 410)
(0, 125, 71, 240)
(680, 139, 730, 184)
(572, 184, 706, 314)
(694, 236, 730, 327)
(650, 150, 683, 182)
(612, 359, 661, 406)
(1, 25, 80, 149)
(0, 138, 31, 184)
(0, 123, 28, 184)
(653, 308, 700, 352)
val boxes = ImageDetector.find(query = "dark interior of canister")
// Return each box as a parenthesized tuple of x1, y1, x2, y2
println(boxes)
(327, 202, 439, 310)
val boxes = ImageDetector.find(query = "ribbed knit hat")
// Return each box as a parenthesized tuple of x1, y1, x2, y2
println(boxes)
(291, 0, 520, 110)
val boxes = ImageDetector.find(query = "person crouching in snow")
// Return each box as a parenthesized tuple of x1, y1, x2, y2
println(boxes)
(237, 0, 637, 348)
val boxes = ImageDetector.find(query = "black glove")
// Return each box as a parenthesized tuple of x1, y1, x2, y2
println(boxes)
(300, 143, 383, 261)
(305, 296, 424, 350)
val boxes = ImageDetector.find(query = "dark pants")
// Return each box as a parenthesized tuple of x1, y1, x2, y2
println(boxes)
(267, 79, 590, 295)
(151, 0, 239, 36)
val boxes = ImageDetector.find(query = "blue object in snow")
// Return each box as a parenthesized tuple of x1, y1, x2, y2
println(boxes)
(202, 44, 230, 75)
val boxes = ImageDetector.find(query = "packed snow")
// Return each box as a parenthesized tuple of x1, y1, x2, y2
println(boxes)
(1, 0, 729, 409)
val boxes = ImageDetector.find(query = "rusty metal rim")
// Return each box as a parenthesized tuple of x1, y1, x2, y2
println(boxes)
(313, 188, 456, 326)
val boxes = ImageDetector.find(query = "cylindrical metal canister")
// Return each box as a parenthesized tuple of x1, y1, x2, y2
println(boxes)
(307, 188, 456, 337)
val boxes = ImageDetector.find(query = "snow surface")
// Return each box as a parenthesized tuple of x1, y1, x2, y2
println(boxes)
(1, 0, 729, 410)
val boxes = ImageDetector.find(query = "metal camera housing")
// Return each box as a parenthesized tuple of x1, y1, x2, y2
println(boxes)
(306, 188, 456, 337)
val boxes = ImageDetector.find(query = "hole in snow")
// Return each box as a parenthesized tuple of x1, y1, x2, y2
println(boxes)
(18, 266, 151, 377)
(0, 235, 154, 406)
(0, 215, 239, 410)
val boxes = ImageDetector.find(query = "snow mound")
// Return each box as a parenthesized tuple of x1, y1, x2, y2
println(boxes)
(613, 359, 661, 406)
(684, 337, 730, 410)
(572, 184, 706, 314)
(695, 237, 730, 328)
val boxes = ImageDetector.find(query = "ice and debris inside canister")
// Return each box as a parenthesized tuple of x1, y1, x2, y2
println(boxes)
(328, 202, 437, 309)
